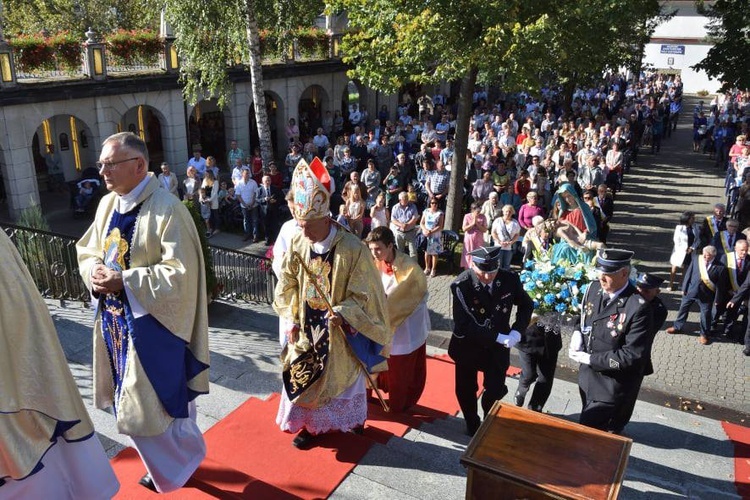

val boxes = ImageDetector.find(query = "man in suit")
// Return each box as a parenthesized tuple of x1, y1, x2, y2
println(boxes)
(608, 273, 669, 434)
(596, 184, 614, 244)
(569, 249, 654, 433)
(711, 218, 745, 257)
(666, 245, 727, 345)
(699, 203, 727, 250)
(723, 242, 750, 355)
(256, 175, 284, 245)
(449, 246, 533, 436)
(715, 239, 750, 335)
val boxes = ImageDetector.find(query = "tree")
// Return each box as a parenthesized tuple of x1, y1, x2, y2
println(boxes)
(2, 0, 158, 36)
(331, 0, 665, 231)
(161, 0, 322, 166)
(693, 0, 750, 91)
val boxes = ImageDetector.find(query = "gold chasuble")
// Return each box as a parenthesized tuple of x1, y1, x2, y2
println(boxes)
(274, 229, 391, 409)
(0, 230, 94, 480)
(76, 175, 210, 437)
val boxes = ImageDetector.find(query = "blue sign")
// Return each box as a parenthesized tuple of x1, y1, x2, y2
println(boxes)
(660, 45, 685, 55)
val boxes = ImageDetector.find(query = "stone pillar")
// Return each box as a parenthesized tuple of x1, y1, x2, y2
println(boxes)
(159, 10, 179, 73)
(82, 28, 107, 80)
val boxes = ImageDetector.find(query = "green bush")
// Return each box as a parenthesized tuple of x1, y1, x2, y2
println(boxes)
(9, 34, 55, 72)
(48, 31, 83, 72)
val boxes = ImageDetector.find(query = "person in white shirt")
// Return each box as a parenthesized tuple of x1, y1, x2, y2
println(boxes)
(235, 168, 259, 242)
(187, 149, 207, 179)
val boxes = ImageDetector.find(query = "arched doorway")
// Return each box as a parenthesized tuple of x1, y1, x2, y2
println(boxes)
(119, 105, 166, 173)
(341, 80, 368, 134)
(249, 91, 285, 160)
(190, 100, 226, 167)
(298, 85, 329, 141)
(32, 115, 96, 193)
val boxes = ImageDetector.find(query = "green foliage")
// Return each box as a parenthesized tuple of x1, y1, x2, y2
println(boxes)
(17, 204, 51, 231)
(3, 0, 159, 38)
(105, 29, 163, 66)
(182, 200, 218, 298)
(294, 26, 329, 59)
(48, 31, 83, 71)
(693, 0, 750, 91)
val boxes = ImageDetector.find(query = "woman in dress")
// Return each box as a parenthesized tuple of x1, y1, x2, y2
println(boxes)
(461, 201, 488, 269)
(420, 197, 444, 277)
(345, 183, 365, 237)
(200, 169, 219, 237)
(669, 211, 700, 290)
(491, 204, 521, 270)
(370, 192, 390, 230)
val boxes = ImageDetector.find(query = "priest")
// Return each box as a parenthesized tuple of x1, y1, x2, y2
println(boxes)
(0, 229, 119, 498)
(274, 157, 391, 449)
(76, 132, 210, 493)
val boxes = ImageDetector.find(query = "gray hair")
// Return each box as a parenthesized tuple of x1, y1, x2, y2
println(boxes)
(703, 245, 717, 256)
(103, 132, 149, 163)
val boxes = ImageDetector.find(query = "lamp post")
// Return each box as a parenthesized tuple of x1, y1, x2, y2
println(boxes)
(0, 0, 18, 87)
(82, 27, 107, 80)
(160, 9, 179, 72)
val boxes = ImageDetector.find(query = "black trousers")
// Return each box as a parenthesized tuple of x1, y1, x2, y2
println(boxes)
(579, 388, 617, 432)
(516, 349, 559, 411)
(455, 361, 508, 433)
(608, 377, 645, 434)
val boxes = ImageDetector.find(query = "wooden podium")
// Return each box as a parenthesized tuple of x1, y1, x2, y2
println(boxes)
(460, 402, 631, 499)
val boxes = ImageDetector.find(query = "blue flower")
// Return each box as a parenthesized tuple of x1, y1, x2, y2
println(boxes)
(572, 297, 580, 307)
(543, 293, 555, 305)
(523, 282, 536, 292)
(533, 300, 540, 308)
(555, 302, 567, 313)
(525, 260, 535, 269)
(559, 289, 571, 299)
(540, 273, 550, 283)
(555, 266, 566, 277)
(531, 270, 540, 281)
(574, 271, 583, 280)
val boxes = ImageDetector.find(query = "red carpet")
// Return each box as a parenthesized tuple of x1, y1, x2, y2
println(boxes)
(721, 421, 750, 499)
(112, 355, 521, 499)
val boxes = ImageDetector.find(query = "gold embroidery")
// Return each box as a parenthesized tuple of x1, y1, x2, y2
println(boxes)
(304, 256, 332, 311)
(288, 351, 324, 394)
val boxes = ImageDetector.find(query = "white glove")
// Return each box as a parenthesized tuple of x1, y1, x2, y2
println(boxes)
(569, 330, 584, 355)
(569, 351, 591, 365)
(496, 333, 512, 347)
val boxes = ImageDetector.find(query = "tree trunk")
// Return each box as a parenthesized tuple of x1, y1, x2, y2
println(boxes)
(244, 0, 274, 165)
(445, 66, 477, 231)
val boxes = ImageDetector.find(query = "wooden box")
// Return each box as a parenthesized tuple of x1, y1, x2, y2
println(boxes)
(461, 402, 631, 499)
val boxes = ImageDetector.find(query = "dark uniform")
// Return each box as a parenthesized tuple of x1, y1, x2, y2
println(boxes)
(514, 322, 562, 412)
(577, 279, 653, 432)
(449, 263, 533, 436)
(609, 273, 669, 433)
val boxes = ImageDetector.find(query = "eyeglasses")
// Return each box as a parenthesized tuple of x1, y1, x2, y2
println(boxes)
(97, 157, 139, 171)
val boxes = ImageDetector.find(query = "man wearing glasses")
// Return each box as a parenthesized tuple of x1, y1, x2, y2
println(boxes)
(76, 132, 210, 493)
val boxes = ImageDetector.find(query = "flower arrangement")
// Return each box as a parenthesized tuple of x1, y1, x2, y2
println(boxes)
(9, 34, 55, 72)
(48, 32, 82, 72)
(519, 247, 598, 335)
(105, 29, 163, 67)
(294, 27, 328, 59)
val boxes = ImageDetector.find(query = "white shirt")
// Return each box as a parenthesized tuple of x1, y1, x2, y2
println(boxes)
(381, 273, 430, 355)
(235, 178, 258, 208)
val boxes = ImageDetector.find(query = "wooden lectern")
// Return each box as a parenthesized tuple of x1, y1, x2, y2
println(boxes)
(461, 402, 631, 499)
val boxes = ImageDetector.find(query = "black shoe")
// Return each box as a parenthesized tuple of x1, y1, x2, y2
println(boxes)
(138, 474, 157, 492)
(513, 393, 524, 407)
(743, 347, 750, 356)
(465, 419, 480, 437)
(350, 425, 365, 436)
(292, 429, 315, 449)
